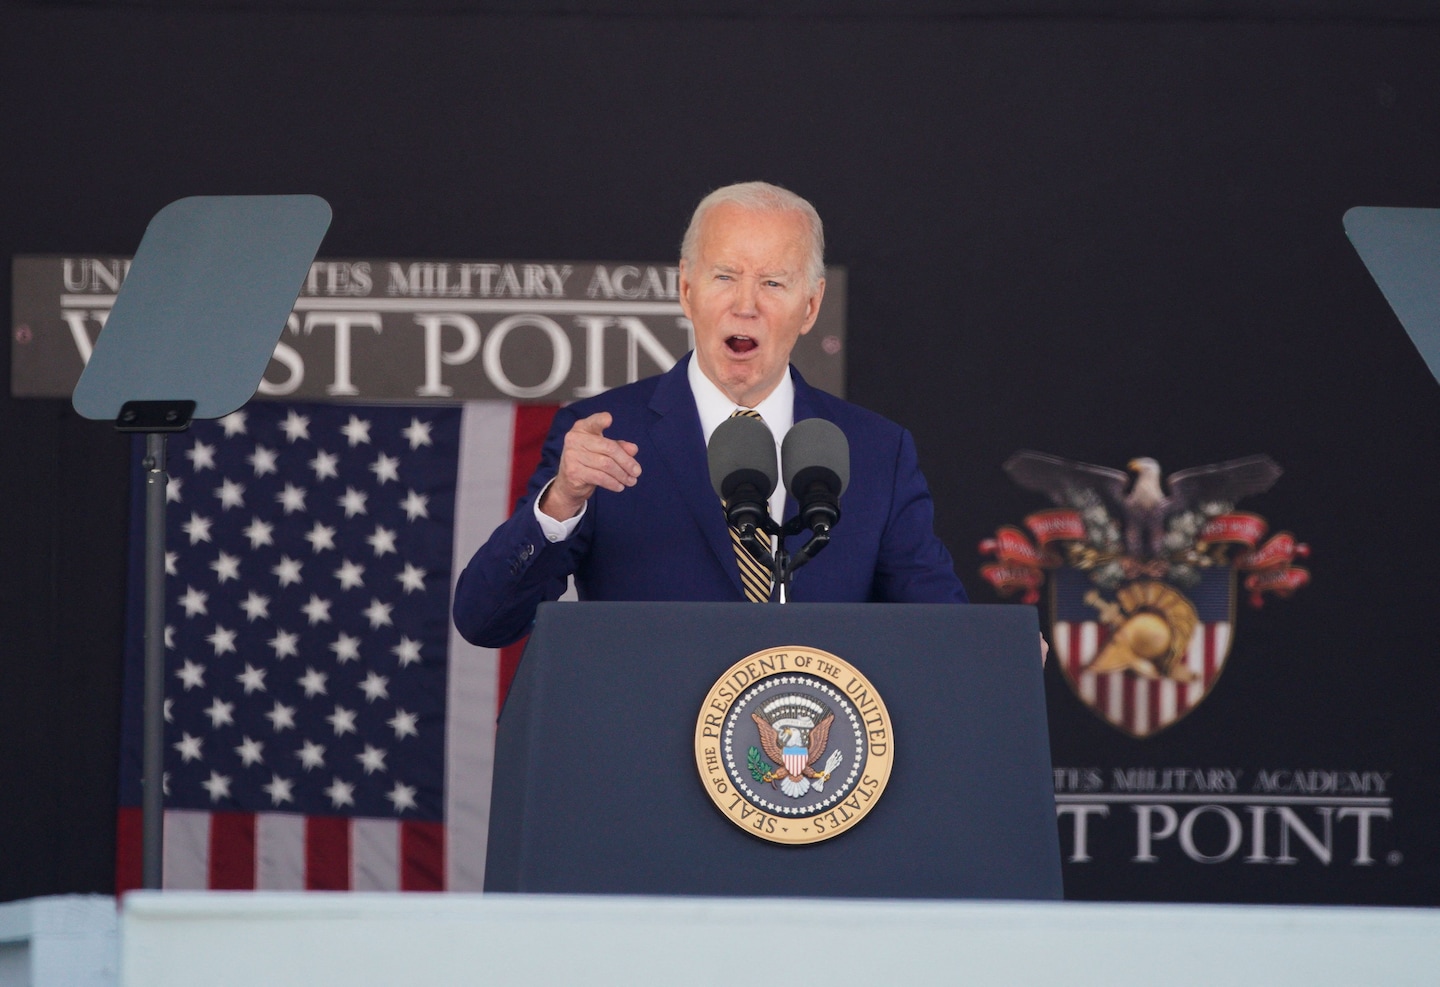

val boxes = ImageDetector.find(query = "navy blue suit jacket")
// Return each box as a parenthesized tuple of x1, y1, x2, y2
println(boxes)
(452, 355, 967, 647)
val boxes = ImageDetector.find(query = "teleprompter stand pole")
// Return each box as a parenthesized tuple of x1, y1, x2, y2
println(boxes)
(140, 433, 166, 888)
(122, 401, 194, 888)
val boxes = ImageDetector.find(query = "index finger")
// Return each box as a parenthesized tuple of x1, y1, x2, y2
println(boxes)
(572, 412, 613, 435)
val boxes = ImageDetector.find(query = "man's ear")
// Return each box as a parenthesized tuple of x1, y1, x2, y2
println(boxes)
(677, 259, 694, 321)
(799, 277, 827, 335)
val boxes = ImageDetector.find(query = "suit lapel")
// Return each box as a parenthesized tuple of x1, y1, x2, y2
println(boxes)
(790, 367, 821, 422)
(647, 357, 745, 596)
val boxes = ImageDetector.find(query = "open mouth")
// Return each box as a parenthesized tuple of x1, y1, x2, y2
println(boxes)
(726, 335, 758, 354)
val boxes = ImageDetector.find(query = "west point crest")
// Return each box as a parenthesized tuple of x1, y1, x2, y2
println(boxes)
(980, 451, 1311, 738)
(695, 647, 893, 845)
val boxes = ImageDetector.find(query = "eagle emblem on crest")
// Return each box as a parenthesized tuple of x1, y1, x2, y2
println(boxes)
(748, 695, 845, 798)
(980, 450, 1311, 737)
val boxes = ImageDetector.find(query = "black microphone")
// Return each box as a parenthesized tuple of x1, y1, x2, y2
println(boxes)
(707, 415, 778, 534)
(781, 419, 850, 536)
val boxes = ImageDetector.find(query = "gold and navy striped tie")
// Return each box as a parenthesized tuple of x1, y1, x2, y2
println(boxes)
(727, 408, 773, 603)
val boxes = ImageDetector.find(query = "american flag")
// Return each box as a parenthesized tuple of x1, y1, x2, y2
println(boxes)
(116, 401, 558, 892)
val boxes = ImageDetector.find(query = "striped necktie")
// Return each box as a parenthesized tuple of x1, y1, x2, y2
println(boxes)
(727, 408, 773, 603)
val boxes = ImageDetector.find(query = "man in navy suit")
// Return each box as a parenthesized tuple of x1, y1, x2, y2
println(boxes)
(453, 182, 968, 649)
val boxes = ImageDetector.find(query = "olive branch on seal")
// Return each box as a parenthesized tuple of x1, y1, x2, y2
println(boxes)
(747, 746, 776, 782)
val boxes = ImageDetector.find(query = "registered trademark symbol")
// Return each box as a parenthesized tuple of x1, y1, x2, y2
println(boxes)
(1387, 851, 1403, 865)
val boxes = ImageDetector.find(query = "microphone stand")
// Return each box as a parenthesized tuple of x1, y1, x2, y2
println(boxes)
(774, 515, 833, 599)
(733, 512, 836, 603)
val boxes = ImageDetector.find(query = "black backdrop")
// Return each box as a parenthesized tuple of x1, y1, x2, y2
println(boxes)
(3, 0, 1438, 905)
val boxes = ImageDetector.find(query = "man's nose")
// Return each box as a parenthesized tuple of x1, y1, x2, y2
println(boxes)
(731, 277, 759, 315)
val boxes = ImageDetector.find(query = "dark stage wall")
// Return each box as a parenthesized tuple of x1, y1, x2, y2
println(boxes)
(2, 2, 1438, 905)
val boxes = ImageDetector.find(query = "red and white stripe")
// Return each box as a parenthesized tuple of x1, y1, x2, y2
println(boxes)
(1054, 619, 1231, 738)
(445, 401, 559, 889)
(157, 810, 444, 891)
(117, 401, 560, 894)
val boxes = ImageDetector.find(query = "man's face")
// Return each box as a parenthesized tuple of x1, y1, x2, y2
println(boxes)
(679, 202, 825, 408)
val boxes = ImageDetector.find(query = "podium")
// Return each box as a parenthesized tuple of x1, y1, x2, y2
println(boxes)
(485, 602, 1062, 900)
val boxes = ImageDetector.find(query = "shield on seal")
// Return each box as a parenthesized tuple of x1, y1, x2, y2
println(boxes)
(1051, 565, 1234, 738)
(783, 746, 809, 778)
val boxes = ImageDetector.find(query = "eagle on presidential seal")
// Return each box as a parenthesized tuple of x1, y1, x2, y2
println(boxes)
(749, 695, 846, 798)
(980, 451, 1310, 737)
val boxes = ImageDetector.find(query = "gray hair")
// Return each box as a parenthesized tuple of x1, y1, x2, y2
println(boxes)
(680, 181, 825, 288)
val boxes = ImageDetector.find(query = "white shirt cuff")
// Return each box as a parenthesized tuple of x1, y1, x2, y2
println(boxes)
(532, 479, 586, 542)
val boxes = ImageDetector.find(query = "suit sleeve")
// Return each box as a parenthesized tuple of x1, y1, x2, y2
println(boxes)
(451, 406, 593, 647)
(870, 428, 969, 604)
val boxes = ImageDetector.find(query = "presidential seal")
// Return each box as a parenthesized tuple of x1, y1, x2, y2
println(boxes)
(694, 646, 893, 845)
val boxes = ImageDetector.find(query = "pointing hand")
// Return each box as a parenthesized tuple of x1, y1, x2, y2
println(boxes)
(539, 412, 641, 521)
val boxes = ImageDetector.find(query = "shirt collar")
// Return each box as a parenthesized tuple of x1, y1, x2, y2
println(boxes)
(688, 353, 796, 445)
